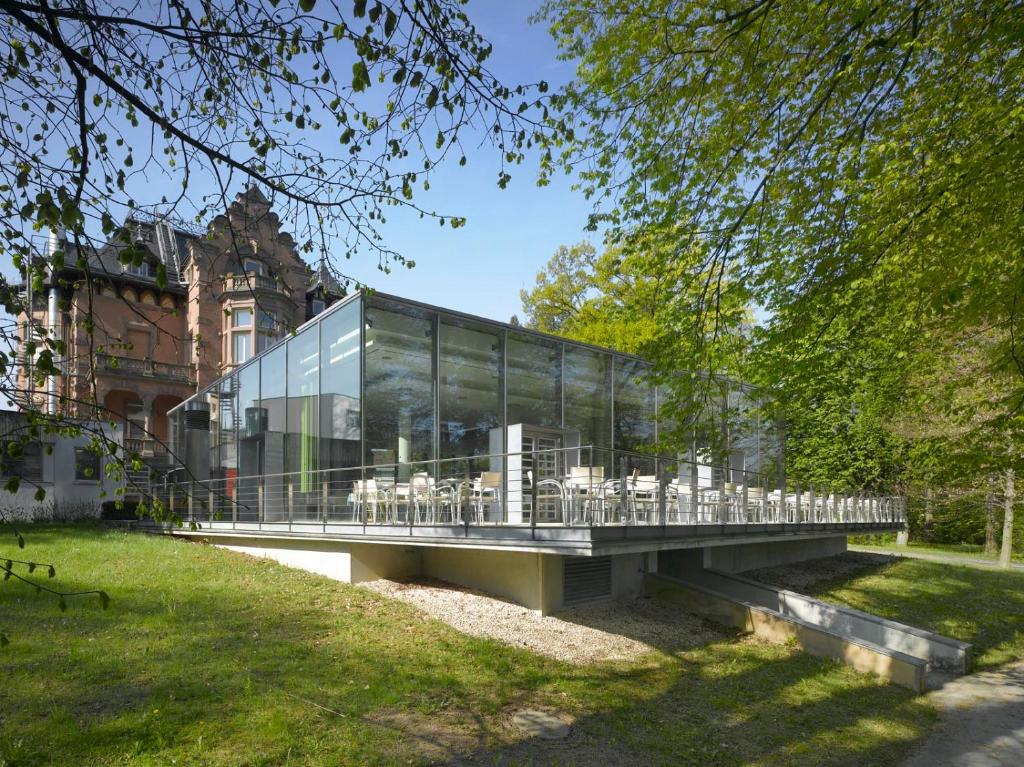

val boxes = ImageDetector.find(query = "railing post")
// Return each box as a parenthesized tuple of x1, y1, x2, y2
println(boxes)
(760, 476, 768, 523)
(808, 485, 816, 523)
(658, 465, 667, 526)
(740, 475, 749, 524)
(287, 477, 294, 529)
(619, 456, 628, 524)
(258, 481, 264, 526)
(322, 477, 329, 527)
(689, 459, 699, 523)
(531, 450, 539, 534)
(187, 481, 194, 522)
(207, 487, 214, 523)
(169, 485, 176, 518)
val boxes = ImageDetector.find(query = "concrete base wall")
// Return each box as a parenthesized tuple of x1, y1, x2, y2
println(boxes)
(692, 569, 970, 673)
(646, 573, 926, 691)
(209, 534, 653, 615)
(422, 548, 554, 612)
(213, 537, 421, 583)
(701, 535, 847, 573)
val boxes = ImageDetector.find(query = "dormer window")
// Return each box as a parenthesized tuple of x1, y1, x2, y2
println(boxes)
(125, 260, 158, 278)
(311, 298, 326, 317)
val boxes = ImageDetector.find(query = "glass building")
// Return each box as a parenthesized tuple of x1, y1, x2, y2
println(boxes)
(168, 292, 778, 521)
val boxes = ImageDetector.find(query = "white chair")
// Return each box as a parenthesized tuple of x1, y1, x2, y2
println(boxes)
(566, 466, 605, 524)
(470, 471, 502, 523)
(352, 479, 390, 523)
(525, 469, 567, 524)
(630, 475, 660, 524)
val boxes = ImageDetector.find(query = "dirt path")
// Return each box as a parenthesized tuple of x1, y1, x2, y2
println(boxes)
(848, 545, 1024, 571)
(903, 662, 1024, 767)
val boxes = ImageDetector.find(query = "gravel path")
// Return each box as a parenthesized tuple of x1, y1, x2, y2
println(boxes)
(903, 661, 1024, 767)
(361, 578, 721, 664)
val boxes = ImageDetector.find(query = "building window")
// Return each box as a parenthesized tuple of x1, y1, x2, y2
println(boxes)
(311, 298, 326, 317)
(255, 332, 276, 353)
(258, 309, 276, 330)
(1, 442, 43, 482)
(125, 261, 157, 278)
(243, 259, 264, 276)
(74, 447, 100, 481)
(232, 307, 253, 328)
(233, 331, 252, 364)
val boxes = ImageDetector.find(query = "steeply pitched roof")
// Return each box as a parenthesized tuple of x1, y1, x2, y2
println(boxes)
(74, 218, 196, 291)
(307, 258, 344, 297)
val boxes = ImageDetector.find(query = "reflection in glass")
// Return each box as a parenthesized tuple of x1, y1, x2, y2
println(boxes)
(261, 344, 287, 519)
(564, 346, 611, 451)
(439, 319, 502, 459)
(319, 301, 361, 470)
(506, 333, 560, 428)
(614, 358, 656, 451)
(287, 327, 320, 512)
(236, 360, 261, 520)
(364, 301, 434, 480)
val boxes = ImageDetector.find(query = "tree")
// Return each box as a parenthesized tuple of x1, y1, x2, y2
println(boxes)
(0, 0, 544, 635)
(537, 1, 1024, 529)
(520, 240, 662, 355)
(521, 235, 753, 449)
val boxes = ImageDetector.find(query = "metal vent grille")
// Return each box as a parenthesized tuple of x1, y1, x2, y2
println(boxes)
(184, 410, 209, 431)
(563, 556, 612, 605)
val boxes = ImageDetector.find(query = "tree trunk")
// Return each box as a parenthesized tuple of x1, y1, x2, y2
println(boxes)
(999, 468, 1015, 569)
(985, 481, 997, 555)
(923, 486, 934, 542)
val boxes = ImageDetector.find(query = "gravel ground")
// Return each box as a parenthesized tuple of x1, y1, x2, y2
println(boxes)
(361, 577, 722, 664)
(743, 551, 895, 592)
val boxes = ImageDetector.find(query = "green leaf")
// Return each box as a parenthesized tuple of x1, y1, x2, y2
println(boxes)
(299, 0, 316, 10)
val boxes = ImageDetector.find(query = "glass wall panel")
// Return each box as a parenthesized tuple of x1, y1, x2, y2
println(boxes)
(236, 360, 261, 520)
(506, 333, 560, 428)
(364, 300, 434, 482)
(564, 346, 612, 452)
(286, 326, 320, 519)
(614, 357, 656, 473)
(319, 300, 361, 470)
(439, 318, 502, 460)
(261, 343, 287, 519)
(218, 375, 238, 516)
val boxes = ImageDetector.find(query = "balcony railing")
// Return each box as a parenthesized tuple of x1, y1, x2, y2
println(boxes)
(95, 353, 195, 384)
(123, 437, 169, 457)
(155, 445, 906, 531)
(223, 273, 285, 294)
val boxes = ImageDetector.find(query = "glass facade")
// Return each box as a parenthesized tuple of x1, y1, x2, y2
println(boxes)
(170, 292, 772, 514)
(507, 332, 561, 428)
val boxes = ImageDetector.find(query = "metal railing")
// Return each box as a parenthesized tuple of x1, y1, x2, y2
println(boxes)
(155, 445, 906, 531)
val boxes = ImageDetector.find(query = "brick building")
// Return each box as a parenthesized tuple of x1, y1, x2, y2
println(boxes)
(17, 187, 342, 471)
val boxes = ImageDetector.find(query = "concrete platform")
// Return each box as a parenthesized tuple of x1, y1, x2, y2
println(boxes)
(162, 519, 899, 556)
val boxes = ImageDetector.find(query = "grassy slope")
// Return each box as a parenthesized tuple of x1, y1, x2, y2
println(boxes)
(1, 526, 937, 767)
(753, 554, 1024, 670)
(851, 534, 1024, 564)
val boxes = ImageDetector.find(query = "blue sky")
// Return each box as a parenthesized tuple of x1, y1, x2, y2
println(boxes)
(342, 3, 594, 323)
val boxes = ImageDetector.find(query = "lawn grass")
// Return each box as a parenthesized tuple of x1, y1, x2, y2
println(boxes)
(850, 534, 1024, 564)
(750, 553, 1024, 670)
(0, 525, 941, 766)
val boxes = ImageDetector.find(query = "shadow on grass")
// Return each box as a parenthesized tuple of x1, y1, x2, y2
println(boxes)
(1, 525, 934, 767)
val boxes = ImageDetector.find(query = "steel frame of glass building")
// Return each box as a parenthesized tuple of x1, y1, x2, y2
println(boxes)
(168, 290, 781, 505)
